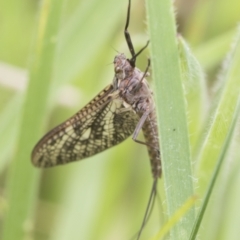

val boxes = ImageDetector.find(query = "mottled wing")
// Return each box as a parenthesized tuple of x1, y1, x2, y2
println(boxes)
(32, 84, 139, 167)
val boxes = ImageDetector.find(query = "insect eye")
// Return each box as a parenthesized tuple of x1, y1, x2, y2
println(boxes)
(115, 66, 123, 73)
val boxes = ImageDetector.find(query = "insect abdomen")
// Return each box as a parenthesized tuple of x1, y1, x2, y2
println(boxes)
(142, 109, 161, 178)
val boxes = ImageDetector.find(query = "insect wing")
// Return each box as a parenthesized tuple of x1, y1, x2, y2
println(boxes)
(31, 84, 139, 167)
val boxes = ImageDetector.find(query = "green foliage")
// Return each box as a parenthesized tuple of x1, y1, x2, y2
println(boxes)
(0, 0, 240, 240)
(146, 1, 194, 239)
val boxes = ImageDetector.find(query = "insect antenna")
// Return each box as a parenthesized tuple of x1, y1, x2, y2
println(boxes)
(110, 45, 120, 54)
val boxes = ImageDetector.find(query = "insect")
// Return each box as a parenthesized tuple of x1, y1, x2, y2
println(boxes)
(32, 0, 161, 238)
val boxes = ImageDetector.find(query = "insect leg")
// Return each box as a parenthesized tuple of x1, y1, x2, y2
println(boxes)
(132, 110, 150, 146)
(132, 110, 159, 158)
(140, 58, 151, 83)
(125, 0, 150, 67)
(131, 58, 151, 93)
(125, 0, 136, 64)
(131, 40, 150, 62)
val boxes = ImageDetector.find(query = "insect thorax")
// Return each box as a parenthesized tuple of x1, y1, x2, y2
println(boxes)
(113, 53, 154, 115)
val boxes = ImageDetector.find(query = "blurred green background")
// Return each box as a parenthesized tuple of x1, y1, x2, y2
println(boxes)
(0, 0, 240, 239)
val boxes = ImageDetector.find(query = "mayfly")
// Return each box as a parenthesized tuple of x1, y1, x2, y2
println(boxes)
(32, 0, 161, 238)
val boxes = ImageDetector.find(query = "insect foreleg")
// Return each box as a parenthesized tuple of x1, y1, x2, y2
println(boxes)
(124, 0, 136, 65)
(132, 58, 151, 93)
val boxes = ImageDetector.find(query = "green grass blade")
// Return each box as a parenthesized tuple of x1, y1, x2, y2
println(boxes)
(2, 0, 65, 239)
(196, 26, 240, 195)
(54, 0, 127, 88)
(151, 196, 197, 240)
(194, 29, 235, 71)
(146, 0, 195, 239)
(189, 100, 240, 240)
(178, 36, 208, 155)
(0, 94, 22, 173)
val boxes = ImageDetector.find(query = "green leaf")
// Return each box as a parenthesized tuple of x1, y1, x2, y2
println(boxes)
(0, 94, 22, 173)
(178, 36, 208, 155)
(190, 100, 240, 240)
(196, 26, 240, 195)
(146, 0, 195, 239)
(2, 0, 66, 239)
